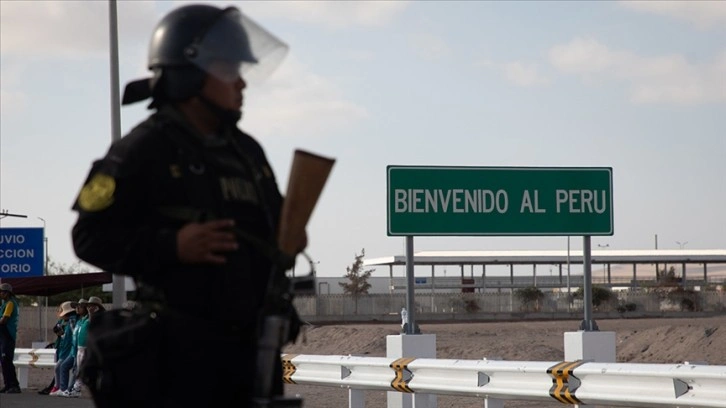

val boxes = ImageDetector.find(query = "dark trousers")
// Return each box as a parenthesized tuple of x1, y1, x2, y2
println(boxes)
(86, 311, 258, 408)
(159, 318, 256, 407)
(0, 326, 19, 389)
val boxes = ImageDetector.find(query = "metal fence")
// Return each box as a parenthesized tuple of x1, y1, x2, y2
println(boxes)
(293, 289, 726, 322)
(16, 289, 725, 338)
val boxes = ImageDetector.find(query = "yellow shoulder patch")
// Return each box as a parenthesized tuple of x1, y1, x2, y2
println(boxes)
(78, 173, 116, 212)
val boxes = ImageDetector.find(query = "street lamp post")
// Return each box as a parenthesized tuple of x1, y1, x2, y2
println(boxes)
(109, 0, 126, 308)
(597, 244, 610, 283)
(566, 236, 571, 312)
(37, 217, 48, 342)
(676, 241, 688, 286)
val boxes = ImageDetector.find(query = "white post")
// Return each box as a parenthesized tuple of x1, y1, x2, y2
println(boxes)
(386, 334, 437, 408)
(349, 389, 365, 408)
(484, 397, 504, 408)
(564, 331, 616, 363)
(483, 357, 504, 408)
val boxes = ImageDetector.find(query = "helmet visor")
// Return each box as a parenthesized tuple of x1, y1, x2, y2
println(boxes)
(186, 8, 289, 83)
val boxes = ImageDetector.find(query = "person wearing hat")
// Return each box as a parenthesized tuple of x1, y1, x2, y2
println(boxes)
(68, 296, 105, 397)
(38, 317, 65, 395)
(50, 301, 78, 397)
(67, 295, 106, 397)
(85, 296, 105, 313)
(0, 283, 21, 393)
(61, 299, 89, 398)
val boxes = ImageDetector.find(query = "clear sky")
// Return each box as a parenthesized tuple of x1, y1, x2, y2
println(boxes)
(1, 1, 725, 279)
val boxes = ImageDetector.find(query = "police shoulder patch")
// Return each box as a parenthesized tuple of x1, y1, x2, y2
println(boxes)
(78, 173, 116, 211)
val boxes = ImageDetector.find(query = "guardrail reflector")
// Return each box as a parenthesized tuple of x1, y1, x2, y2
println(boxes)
(282, 354, 299, 384)
(390, 357, 416, 393)
(29, 350, 40, 368)
(548, 360, 584, 404)
(673, 379, 690, 398)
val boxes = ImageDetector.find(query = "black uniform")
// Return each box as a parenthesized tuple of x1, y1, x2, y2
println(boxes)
(72, 105, 283, 406)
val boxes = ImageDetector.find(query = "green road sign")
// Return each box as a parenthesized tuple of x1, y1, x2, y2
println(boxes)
(387, 166, 613, 236)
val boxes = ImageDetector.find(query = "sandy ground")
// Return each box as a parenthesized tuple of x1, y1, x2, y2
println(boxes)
(17, 315, 725, 407)
(282, 315, 726, 407)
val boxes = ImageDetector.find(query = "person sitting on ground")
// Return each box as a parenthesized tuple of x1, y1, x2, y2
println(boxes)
(60, 299, 88, 398)
(67, 296, 104, 397)
(38, 320, 65, 395)
(50, 301, 78, 397)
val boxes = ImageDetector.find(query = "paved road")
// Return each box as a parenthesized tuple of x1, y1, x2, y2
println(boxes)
(0, 392, 95, 407)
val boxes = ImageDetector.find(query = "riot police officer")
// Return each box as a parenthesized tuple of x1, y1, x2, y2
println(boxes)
(72, 4, 300, 407)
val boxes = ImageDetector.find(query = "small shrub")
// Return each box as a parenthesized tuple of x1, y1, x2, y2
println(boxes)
(616, 302, 637, 313)
(574, 286, 614, 309)
(515, 287, 544, 312)
(464, 299, 480, 313)
(666, 287, 701, 312)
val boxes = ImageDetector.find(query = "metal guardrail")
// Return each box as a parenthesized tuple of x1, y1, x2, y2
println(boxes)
(282, 354, 726, 408)
(14, 348, 56, 389)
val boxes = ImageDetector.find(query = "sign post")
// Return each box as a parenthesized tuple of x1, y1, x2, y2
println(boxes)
(0, 227, 45, 278)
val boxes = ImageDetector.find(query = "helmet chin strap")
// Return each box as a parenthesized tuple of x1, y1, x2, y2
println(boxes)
(198, 94, 242, 127)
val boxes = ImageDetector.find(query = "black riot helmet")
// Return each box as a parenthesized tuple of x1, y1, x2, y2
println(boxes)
(122, 4, 288, 109)
(148, 4, 257, 69)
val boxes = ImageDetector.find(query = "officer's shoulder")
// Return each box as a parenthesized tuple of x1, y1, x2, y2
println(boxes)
(122, 114, 168, 146)
(109, 113, 169, 156)
(236, 129, 266, 156)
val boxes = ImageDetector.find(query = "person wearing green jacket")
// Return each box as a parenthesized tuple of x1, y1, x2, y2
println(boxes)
(0, 283, 21, 394)
(67, 297, 99, 397)
(38, 318, 66, 395)
(50, 301, 78, 397)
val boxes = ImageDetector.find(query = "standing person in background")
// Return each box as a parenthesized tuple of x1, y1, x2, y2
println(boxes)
(50, 301, 78, 397)
(71, 4, 304, 407)
(0, 283, 21, 394)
